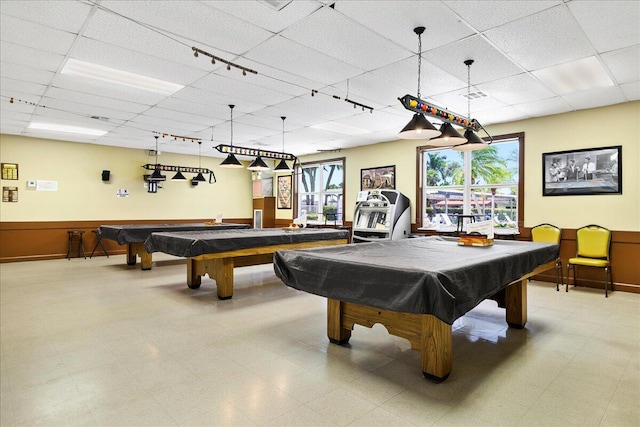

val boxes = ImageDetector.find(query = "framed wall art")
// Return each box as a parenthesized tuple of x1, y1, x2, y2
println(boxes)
(360, 165, 395, 190)
(542, 146, 621, 196)
(277, 174, 292, 209)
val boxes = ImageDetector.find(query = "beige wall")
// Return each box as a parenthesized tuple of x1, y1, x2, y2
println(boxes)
(1, 102, 638, 230)
(299, 101, 639, 231)
(0, 134, 254, 222)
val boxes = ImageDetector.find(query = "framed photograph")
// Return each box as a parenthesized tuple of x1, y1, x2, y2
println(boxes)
(361, 165, 395, 190)
(277, 175, 292, 209)
(542, 146, 621, 196)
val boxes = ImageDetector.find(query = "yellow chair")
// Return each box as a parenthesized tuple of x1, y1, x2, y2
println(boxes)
(567, 224, 612, 297)
(531, 223, 563, 291)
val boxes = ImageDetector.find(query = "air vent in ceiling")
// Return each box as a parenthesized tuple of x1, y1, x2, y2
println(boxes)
(460, 91, 487, 100)
(90, 115, 109, 121)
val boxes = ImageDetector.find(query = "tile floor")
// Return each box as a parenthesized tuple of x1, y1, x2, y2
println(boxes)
(1, 253, 638, 426)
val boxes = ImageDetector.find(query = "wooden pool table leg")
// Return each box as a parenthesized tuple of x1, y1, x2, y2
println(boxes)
(187, 258, 202, 289)
(327, 299, 352, 344)
(210, 258, 234, 300)
(126, 243, 137, 265)
(421, 315, 452, 383)
(139, 251, 153, 271)
(505, 279, 527, 328)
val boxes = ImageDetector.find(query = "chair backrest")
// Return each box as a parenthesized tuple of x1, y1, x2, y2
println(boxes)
(576, 224, 611, 260)
(531, 223, 562, 245)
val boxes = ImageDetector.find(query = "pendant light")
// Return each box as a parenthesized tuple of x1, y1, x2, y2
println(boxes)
(398, 26, 441, 140)
(274, 116, 291, 171)
(427, 122, 467, 147)
(171, 170, 186, 180)
(193, 141, 206, 181)
(454, 59, 489, 152)
(247, 155, 270, 171)
(149, 136, 163, 180)
(219, 104, 243, 168)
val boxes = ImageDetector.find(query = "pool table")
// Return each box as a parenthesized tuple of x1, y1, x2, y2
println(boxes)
(273, 236, 558, 382)
(98, 223, 250, 270)
(144, 228, 349, 299)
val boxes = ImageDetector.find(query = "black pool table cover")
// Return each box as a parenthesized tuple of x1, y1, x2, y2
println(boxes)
(273, 236, 558, 325)
(98, 223, 250, 245)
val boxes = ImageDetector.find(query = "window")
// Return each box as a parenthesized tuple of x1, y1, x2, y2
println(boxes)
(296, 158, 344, 225)
(418, 133, 523, 231)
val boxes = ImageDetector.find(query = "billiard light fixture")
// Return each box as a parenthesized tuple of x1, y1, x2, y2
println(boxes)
(219, 105, 244, 169)
(398, 27, 491, 149)
(274, 116, 291, 171)
(142, 137, 216, 188)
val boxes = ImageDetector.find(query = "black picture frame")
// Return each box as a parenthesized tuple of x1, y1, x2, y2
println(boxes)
(542, 146, 621, 196)
(361, 165, 395, 190)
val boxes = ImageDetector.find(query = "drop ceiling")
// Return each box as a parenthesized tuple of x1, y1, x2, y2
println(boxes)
(1, 0, 638, 159)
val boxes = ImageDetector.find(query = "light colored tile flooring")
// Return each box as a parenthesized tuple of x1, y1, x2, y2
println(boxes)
(1, 253, 638, 427)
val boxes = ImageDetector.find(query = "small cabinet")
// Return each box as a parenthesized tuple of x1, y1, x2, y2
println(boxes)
(253, 197, 275, 228)
(352, 190, 410, 243)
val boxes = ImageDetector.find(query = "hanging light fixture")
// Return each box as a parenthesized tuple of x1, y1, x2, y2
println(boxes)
(193, 141, 206, 181)
(171, 170, 186, 180)
(454, 59, 489, 152)
(274, 116, 291, 171)
(219, 105, 243, 168)
(428, 122, 467, 147)
(398, 26, 441, 140)
(247, 155, 270, 171)
(149, 136, 163, 180)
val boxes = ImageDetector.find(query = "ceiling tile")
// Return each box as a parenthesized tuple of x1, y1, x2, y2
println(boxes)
(477, 73, 556, 105)
(472, 105, 531, 126)
(1, 78, 48, 97)
(484, 5, 595, 71)
(0, 62, 55, 85)
(568, 0, 640, 52)
(0, 41, 66, 72)
(444, 0, 562, 32)
(620, 81, 640, 101)
(0, 14, 78, 55)
(601, 45, 640, 85)
(50, 74, 166, 106)
(99, 0, 274, 55)
(562, 86, 627, 110)
(335, 1, 475, 52)
(425, 35, 523, 84)
(43, 87, 150, 114)
(202, 1, 323, 33)
(191, 73, 296, 106)
(244, 35, 364, 85)
(280, 7, 410, 70)
(513, 97, 574, 119)
(0, 0, 92, 33)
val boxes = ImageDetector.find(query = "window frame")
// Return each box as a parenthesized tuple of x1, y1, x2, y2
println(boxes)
(416, 132, 525, 229)
(295, 157, 346, 225)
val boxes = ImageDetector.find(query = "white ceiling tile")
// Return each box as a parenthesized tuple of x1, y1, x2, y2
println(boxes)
(202, 1, 323, 33)
(324, 72, 410, 108)
(1, 78, 48, 97)
(512, 97, 574, 119)
(568, 0, 640, 52)
(142, 106, 215, 127)
(0, 95, 38, 115)
(129, 115, 207, 133)
(50, 74, 166, 106)
(0, 14, 77, 55)
(100, 0, 274, 55)
(191, 73, 296, 106)
(38, 96, 136, 123)
(484, 5, 595, 71)
(0, 41, 66, 72)
(81, 10, 212, 71)
(477, 73, 556, 105)
(335, 1, 475, 52)
(0, 0, 92, 33)
(43, 87, 150, 114)
(69, 37, 208, 86)
(171, 86, 268, 115)
(425, 35, 523, 84)
(562, 86, 627, 110)
(280, 7, 410, 70)
(472, 105, 531, 126)
(0, 62, 56, 85)
(244, 35, 364, 85)
(431, 89, 506, 116)
(444, 0, 563, 32)
(601, 45, 640, 85)
(620, 81, 640, 101)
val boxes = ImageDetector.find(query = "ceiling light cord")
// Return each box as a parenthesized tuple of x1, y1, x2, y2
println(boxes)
(229, 105, 234, 147)
(417, 28, 423, 99)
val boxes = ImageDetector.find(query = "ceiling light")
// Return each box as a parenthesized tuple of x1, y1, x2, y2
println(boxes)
(171, 171, 186, 180)
(398, 27, 441, 140)
(428, 122, 467, 146)
(61, 58, 184, 95)
(454, 59, 489, 152)
(220, 105, 244, 169)
(532, 56, 614, 95)
(28, 122, 107, 136)
(192, 172, 206, 182)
